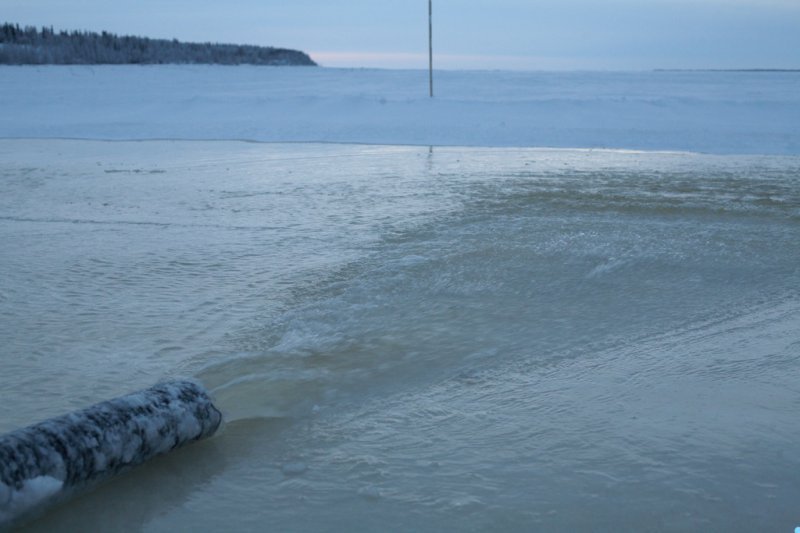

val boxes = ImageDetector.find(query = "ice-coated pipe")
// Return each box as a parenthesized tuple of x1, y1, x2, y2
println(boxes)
(0, 379, 222, 528)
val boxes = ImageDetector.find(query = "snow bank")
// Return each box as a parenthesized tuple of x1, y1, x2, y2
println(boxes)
(1, 65, 798, 154)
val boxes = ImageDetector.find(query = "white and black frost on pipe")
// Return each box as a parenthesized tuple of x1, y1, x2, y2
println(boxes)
(0, 379, 222, 529)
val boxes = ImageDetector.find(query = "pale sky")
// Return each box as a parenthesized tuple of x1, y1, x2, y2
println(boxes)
(3, 0, 799, 70)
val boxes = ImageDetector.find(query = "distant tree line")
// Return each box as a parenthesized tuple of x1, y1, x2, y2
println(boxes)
(0, 23, 317, 66)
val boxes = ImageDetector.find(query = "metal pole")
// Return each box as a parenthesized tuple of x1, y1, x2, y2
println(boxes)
(428, 0, 433, 97)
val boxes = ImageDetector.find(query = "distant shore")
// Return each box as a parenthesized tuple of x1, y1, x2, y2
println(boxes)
(0, 23, 316, 66)
(655, 68, 799, 73)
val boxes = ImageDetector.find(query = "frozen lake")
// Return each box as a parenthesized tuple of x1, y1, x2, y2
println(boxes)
(1, 139, 799, 531)
(1, 66, 800, 154)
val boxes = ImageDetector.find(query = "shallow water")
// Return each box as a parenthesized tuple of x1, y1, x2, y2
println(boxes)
(0, 140, 798, 531)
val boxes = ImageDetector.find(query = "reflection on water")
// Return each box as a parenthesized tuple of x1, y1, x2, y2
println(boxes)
(25, 437, 227, 532)
(1, 140, 799, 531)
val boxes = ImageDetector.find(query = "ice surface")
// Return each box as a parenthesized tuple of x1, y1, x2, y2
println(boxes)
(2, 140, 797, 531)
(0, 66, 798, 154)
(0, 85, 798, 530)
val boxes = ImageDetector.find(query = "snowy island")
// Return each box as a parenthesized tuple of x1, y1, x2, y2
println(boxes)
(0, 23, 316, 66)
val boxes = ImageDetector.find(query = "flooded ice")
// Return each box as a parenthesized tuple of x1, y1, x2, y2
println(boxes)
(0, 140, 799, 531)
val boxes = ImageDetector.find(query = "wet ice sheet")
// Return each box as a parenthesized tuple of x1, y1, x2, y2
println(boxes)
(0, 140, 458, 427)
(0, 140, 799, 531)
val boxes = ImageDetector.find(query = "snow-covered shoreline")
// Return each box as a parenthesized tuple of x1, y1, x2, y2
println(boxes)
(1, 65, 799, 154)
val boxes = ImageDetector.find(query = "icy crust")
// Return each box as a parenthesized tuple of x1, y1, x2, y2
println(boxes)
(0, 380, 222, 528)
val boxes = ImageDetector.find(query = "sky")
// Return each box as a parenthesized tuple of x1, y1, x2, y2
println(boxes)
(3, 0, 799, 70)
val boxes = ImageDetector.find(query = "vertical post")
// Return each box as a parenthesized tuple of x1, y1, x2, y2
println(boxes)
(428, 0, 433, 97)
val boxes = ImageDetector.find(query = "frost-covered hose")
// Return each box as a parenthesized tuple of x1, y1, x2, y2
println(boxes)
(0, 379, 222, 529)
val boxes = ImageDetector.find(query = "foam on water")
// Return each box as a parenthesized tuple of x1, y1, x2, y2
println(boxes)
(0, 140, 798, 531)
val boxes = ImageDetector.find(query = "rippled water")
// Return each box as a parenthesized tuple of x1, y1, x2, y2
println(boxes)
(1, 140, 798, 531)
